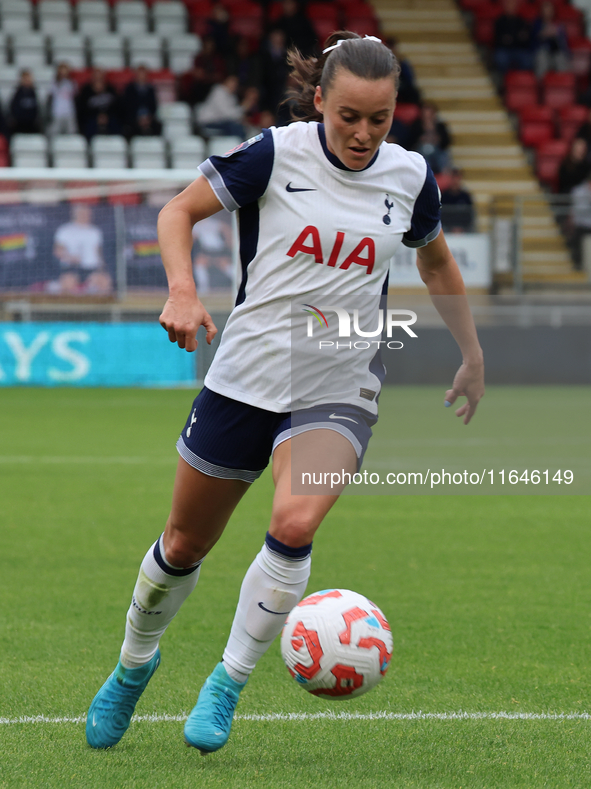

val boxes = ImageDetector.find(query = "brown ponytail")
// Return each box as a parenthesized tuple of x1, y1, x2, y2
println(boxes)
(286, 31, 400, 123)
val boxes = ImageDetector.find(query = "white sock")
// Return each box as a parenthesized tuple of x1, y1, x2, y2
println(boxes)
(222, 533, 312, 683)
(120, 535, 202, 669)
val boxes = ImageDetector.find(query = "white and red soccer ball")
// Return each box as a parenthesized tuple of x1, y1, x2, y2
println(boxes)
(280, 589, 393, 699)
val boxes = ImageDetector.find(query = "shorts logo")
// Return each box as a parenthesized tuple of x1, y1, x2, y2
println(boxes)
(329, 413, 358, 423)
(186, 409, 197, 438)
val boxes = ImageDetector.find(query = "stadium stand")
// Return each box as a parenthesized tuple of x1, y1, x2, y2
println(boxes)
(372, 0, 589, 284)
(50, 134, 89, 168)
(10, 133, 48, 167)
(129, 135, 168, 168)
(0, 0, 587, 287)
(90, 135, 128, 168)
(169, 134, 207, 168)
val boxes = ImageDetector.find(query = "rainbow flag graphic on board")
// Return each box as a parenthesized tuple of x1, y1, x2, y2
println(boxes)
(133, 240, 160, 257)
(0, 232, 27, 251)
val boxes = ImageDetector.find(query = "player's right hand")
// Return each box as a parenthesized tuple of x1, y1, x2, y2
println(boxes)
(159, 292, 217, 352)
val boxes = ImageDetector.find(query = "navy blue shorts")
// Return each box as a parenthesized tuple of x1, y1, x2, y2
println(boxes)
(176, 386, 377, 483)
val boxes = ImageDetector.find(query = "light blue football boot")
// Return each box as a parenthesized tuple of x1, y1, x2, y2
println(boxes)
(86, 650, 161, 749)
(184, 662, 247, 754)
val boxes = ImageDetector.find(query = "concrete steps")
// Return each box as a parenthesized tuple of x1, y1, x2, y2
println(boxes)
(372, 0, 581, 288)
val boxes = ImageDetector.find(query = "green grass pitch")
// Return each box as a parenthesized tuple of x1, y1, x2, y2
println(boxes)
(1, 386, 590, 788)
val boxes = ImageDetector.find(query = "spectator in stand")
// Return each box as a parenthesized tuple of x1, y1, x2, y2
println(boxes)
(0, 101, 7, 138)
(557, 138, 590, 194)
(77, 68, 122, 140)
(241, 86, 264, 136)
(407, 101, 451, 173)
(574, 107, 591, 149)
(227, 37, 262, 92)
(206, 2, 232, 57)
(178, 36, 226, 107)
(570, 173, 591, 269)
(276, 0, 316, 57)
(123, 65, 161, 139)
(196, 74, 248, 138)
(493, 0, 533, 74)
(387, 38, 420, 105)
(9, 70, 40, 134)
(261, 29, 290, 114)
(52, 203, 112, 294)
(386, 116, 410, 148)
(440, 168, 475, 233)
(531, 1, 569, 78)
(579, 68, 591, 107)
(47, 63, 78, 135)
(274, 73, 299, 126)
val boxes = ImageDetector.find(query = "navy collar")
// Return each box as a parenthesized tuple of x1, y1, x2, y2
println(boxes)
(317, 123, 380, 172)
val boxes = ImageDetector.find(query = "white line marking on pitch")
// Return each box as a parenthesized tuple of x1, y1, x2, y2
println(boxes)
(1, 711, 591, 725)
(0, 456, 175, 465)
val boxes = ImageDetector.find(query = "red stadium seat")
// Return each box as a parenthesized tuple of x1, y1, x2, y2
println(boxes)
(556, 5, 584, 38)
(459, 0, 488, 12)
(345, 16, 380, 37)
(520, 107, 555, 148)
(312, 18, 338, 42)
(267, 1, 283, 22)
(106, 68, 135, 92)
(0, 151, 9, 168)
(307, 3, 339, 23)
(543, 71, 576, 109)
(474, 17, 496, 45)
(519, 104, 554, 123)
(505, 70, 537, 90)
(229, 2, 263, 18)
(393, 103, 421, 124)
(557, 104, 589, 142)
(472, 2, 500, 45)
(471, 1, 499, 18)
(70, 68, 93, 89)
(521, 121, 554, 148)
(505, 85, 538, 112)
(518, 3, 539, 22)
(230, 16, 263, 38)
(536, 139, 569, 191)
(339, 2, 376, 19)
(185, 0, 212, 17)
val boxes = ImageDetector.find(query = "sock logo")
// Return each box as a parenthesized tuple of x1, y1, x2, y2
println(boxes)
(132, 595, 162, 616)
(258, 601, 292, 616)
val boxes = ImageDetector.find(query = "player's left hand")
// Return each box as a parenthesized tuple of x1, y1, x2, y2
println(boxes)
(444, 358, 484, 425)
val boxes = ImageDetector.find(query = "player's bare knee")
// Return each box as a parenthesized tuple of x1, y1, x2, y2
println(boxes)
(163, 529, 208, 568)
(269, 509, 317, 548)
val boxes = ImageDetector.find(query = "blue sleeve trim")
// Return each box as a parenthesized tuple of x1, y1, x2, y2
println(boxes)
(198, 128, 274, 211)
(402, 162, 442, 248)
(199, 159, 240, 212)
(403, 221, 441, 248)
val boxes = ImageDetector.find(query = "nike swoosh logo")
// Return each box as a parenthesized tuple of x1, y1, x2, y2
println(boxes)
(258, 601, 291, 615)
(286, 182, 317, 193)
(328, 413, 358, 424)
(92, 713, 97, 727)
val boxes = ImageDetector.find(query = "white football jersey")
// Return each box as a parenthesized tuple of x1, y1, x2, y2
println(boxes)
(200, 122, 441, 414)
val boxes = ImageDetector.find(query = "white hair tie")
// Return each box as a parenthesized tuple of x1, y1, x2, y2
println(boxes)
(322, 35, 382, 55)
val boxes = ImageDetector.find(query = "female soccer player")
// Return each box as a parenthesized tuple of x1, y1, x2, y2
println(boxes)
(87, 32, 484, 753)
